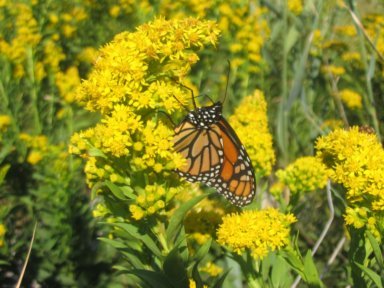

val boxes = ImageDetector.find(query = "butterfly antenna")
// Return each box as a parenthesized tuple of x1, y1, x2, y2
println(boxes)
(223, 60, 231, 104)
(178, 82, 197, 110)
(157, 110, 176, 127)
(172, 95, 189, 112)
(170, 78, 198, 110)
(196, 93, 215, 104)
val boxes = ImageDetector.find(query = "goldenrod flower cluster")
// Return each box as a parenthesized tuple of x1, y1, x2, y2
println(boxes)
(217, 208, 296, 259)
(321, 64, 346, 76)
(364, 13, 384, 56)
(310, 29, 323, 57)
(184, 197, 226, 244)
(276, 156, 329, 195)
(229, 90, 275, 177)
(200, 261, 223, 277)
(0, 223, 6, 247)
(157, 0, 269, 73)
(70, 18, 220, 220)
(341, 51, 361, 63)
(220, 3, 269, 72)
(334, 25, 357, 37)
(288, 0, 304, 15)
(316, 127, 384, 239)
(0, 115, 11, 132)
(0, 1, 76, 102)
(338, 89, 362, 110)
(0, 3, 41, 65)
(55, 67, 81, 103)
(269, 181, 286, 199)
(19, 134, 49, 165)
(19, 133, 71, 170)
(129, 185, 182, 220)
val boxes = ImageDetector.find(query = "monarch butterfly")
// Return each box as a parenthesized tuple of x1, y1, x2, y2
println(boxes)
(173, 89, 256, 207)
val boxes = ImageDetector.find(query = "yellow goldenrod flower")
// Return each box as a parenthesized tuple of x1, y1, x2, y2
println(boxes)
(338, 89, 362, 110)
(316, 127, 384, 240)
(93, 203, 109, 218)
(288, 0, 303, 15)
(62, 24, 76, 38)
(341, 51, 361, 62)
(0, 224, 6, 236)
(34, 61, 46, 82)
(0, 115, 11, 131)
(321, 65, 346, 76)
(189, 279, 208, 288)
(344, 207, 367, 229)
(77, 47, 99, 64)
(269, 181, 286, 198)
(200, 262, 223, 277)
(27, 150, 43, 165)
(334, 25, 357, 37)
(43, 40, 66, 72)
(55, 66, 81, 103)
(321, 119, 344, 131)
(0, 3, 41, 63)
(0, 223, 5, 248)
(276, 156, 329, 195)
(109, 5, 121, 18)
(310, 29, 324, 56)
(229, 90, 275, 177)
(217, 208, 296, 259)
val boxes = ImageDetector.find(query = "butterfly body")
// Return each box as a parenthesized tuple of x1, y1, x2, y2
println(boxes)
(174, 101, 256, 207)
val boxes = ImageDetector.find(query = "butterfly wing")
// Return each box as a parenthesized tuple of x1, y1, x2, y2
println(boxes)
(210, 118, 256, 206)
(174, 120, 223, 182)
(174, 117, 256, 207)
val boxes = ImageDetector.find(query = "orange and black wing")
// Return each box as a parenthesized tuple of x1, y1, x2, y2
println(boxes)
(173, 120, 224, 182)
(208, 118, 256, 206)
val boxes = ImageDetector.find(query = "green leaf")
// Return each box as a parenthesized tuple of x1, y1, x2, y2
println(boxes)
(121, 185, 136, 199)
(166, 192, 211, 245)
(0, 259, 9, 266)
(120, 251, 145, 269)
(113, 265, 130, 272)
(366, 231, 384, 270)
(163, 247, 189, 288)
(127, 269, 175, 288)
(279, 249, 304, 277)
(355, 262, 383, 288)
(0, 164, 10, 185)
(98, 237, 128, 249)
(303, 251, 323, 287)
(192, 261, 205, 288)
(271, 255, 292, 288)
(212, 270, 230, 288)
(105, 181, 128, 200)
(88, 147, 107, 158)
(192, 238, 212, 264)
(285, 27, 299, 54)
(112, 222, 163, 258)
(90, 181, 104, 199)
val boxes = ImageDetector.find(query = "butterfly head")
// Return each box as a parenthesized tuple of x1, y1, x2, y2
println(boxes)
(187, 102, 223, 128)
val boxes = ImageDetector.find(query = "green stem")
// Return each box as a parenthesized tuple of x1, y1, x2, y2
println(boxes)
(26, 47, 42, 134)
(248, 277, 262, 288)
(155, 223, 169, 253)
(0, 76, 9, 110)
